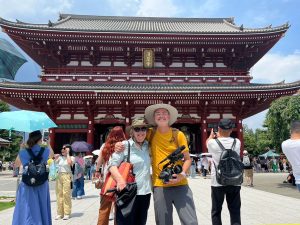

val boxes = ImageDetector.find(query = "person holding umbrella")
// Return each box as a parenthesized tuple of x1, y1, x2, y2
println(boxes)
(72, 152, 85, 199)
(108, 118, 152, 225)
(54, 144, 75, 220)
(13, 130, 54, 225)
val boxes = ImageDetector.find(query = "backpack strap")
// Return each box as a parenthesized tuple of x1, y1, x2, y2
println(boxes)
(148, 127, 157, 145)
(148, 127, 179, 147)
(215, 139, 226, 151)
(215, 138, 236, 151)
(171, 128, 179, 147)
(26, 147, 45, 163)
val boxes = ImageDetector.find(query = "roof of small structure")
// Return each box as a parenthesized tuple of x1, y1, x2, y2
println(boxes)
(0, 14, 289, 34)
(0, 137, 11, 146)
(0, 80, 299, 93)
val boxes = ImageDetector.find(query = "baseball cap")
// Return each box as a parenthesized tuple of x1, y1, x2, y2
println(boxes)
(218, 119, 234, 130)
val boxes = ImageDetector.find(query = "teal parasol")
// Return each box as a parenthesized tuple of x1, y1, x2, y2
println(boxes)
(0, 38, 27, 80)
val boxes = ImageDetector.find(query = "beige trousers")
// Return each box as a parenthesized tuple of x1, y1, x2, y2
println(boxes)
(56, 173, 72, 216)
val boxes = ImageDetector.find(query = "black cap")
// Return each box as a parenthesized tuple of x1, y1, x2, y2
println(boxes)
(29, 130, 42, 138)
(218, 119, 233, 130)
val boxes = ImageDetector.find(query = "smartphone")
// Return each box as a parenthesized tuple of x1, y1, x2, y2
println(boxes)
(213, 126, 218, 134)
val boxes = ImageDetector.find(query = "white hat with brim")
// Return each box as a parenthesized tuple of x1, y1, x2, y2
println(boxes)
(145, 103, 178, 126)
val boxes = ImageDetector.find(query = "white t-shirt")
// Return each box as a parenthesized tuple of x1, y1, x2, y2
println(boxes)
(56, 156, 75, 174)
(282, 139, 300, 184)
(207, 137, 241, 187)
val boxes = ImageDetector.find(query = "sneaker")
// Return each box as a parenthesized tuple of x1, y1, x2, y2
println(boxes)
(63, 215, 70, 220)
(77, 196, 82, 200)
(55, 215, 62, 220)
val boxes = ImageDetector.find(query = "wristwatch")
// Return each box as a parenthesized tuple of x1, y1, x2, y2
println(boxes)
(180, 171, 187, 178)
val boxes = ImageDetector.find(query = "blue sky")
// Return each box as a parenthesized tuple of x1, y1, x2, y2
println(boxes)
(0, 0, 299, 130)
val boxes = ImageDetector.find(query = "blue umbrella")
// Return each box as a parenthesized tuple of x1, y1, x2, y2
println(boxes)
(0, 38, 27, 80)
(71, 141, 93, 152)
(0, 110, 57, 132)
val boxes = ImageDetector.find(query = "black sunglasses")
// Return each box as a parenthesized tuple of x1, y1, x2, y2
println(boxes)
(133, 127, 147, 132)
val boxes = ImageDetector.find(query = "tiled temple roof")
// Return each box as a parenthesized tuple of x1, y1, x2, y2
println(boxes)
(0, 14, 289, 34)
(0, 80, 299, 93)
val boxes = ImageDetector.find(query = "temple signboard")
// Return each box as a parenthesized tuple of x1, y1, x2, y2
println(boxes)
(143, 49, 154, 69)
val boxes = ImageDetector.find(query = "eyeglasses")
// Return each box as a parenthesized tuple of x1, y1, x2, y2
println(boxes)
(133, 127, 147, 132)
(62, 147, 67, 150)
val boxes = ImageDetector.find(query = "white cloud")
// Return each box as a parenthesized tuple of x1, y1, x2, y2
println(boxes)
(0, 0, 74, 22)
(136, 0, 178, 17)
(251, 53, 300, 83)
(244, 52, 300, 130)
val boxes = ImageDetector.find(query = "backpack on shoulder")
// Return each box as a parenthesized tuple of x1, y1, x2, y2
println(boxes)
(214, 138, 244, 186)
(22, 147, 49, 186)
(243, 155, 251, 167)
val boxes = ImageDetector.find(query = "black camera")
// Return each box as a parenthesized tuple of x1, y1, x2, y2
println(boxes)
(158, 145, 186, 183)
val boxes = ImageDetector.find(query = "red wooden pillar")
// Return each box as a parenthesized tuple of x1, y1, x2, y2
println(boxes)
(201, 119, 208, 153)
(87, 116, 94, 145)
(236, 118, 244, 156)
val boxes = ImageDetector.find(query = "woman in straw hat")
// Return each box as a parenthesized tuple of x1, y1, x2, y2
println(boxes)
(108, 117, 152, 225)
(115, 104, 198, 225)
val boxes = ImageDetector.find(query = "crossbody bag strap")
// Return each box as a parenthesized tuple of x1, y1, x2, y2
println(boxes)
(126, 141, 131, 163)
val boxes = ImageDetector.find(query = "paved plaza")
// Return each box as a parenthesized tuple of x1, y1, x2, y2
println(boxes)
(0, 171, 299, 225)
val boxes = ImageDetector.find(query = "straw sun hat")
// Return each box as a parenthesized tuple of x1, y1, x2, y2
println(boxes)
(144, 103, 178, 126)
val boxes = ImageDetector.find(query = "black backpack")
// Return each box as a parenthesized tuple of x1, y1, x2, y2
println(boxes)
(22, 147, 49, 186)
(214, 138, 244, 186)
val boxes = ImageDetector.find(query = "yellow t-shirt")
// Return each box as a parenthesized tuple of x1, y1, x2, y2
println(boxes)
(147, 127, 189, 187)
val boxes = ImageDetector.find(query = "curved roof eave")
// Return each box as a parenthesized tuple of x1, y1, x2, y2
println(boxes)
(0, 81, 299, 93)
(0, 16, 289, 35)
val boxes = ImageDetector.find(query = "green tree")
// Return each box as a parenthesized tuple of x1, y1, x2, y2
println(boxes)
(0, 101, 22, 161)
(255, 128, 272, 155)
(265, 95, 300, 151)
(0, 100, 9, 112)
(243, 124, 256, 154)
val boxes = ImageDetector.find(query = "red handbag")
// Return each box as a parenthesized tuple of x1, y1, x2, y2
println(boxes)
(100, 141, 135, 201)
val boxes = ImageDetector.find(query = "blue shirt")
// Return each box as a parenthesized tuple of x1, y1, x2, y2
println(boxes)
(108, 139, 152, 195)
(19, 144, 50, 166)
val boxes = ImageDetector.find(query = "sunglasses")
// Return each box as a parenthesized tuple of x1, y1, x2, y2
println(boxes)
(62, 147, 68, 150)
(133, 127, 147, 132)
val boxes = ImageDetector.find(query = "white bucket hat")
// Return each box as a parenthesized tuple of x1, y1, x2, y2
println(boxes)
(144, 103, 178, 126)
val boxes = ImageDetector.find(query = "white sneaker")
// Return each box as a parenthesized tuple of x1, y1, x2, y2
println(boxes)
(77, 196, 82, 200)
(55, 215, 62, 220)
(63, 215, 70, 220)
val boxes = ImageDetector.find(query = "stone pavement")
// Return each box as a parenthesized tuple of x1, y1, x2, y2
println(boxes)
(0, 172, 300, 225)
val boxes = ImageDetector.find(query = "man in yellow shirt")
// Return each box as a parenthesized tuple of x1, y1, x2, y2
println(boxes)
(144, 103, 198, 225)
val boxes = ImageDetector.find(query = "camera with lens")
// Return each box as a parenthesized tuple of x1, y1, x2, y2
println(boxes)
(158, 145, 186, 183)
